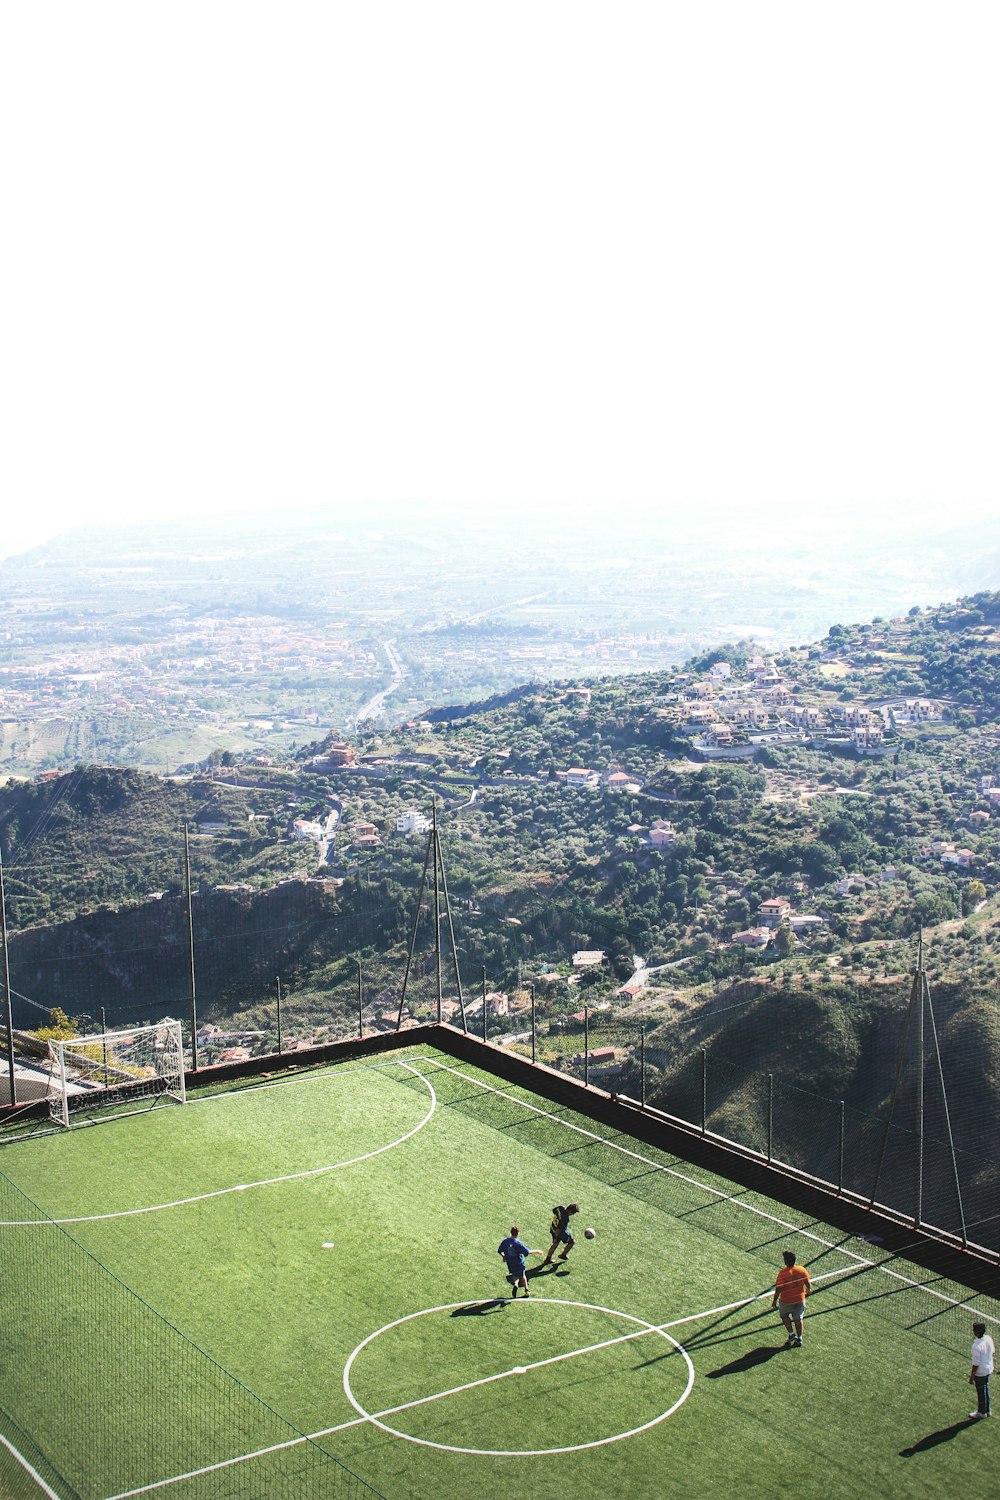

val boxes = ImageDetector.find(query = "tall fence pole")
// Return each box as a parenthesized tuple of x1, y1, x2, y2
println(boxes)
(184, 824, 199, 1072)
(356, 960, 363, 1040)
(640, 1023, 646, 1109)
(0, 847, 14, 1107)
(701, 1049, 707, 1134)
(432, 808, 443, 1027)
(584, 1007, 590, 1088)
(767, 1073, 773, 1162)
(275, 977, 283, 1055)
(530, 984, 536, 1065)
(481, 966, 488, 1044)
(915, 963, 925, 1229)
(838, 1100, 845, 1194)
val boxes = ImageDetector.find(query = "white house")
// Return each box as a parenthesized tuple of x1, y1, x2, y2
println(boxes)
(562, 767, 601, 788)
(396, 809, 432, 837)
(292, 819, 324, 841)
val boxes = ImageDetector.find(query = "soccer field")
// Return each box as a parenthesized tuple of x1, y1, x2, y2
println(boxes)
(0, 1047, 995, 1499)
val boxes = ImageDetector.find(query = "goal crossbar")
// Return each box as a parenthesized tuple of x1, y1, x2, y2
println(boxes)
(47, 1020, 186, 1127)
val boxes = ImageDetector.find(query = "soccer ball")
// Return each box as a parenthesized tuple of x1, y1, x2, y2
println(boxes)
(584, 1227, 596, 1240)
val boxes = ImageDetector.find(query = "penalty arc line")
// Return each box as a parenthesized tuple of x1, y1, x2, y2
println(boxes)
(417, 1056, 997, 1325)
(0, 1063, 436, 1227)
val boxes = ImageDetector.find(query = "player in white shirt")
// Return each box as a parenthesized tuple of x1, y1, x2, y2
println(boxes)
(969, 1321, 994, 1419)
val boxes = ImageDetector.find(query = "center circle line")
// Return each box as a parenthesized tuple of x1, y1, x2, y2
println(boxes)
(343, 1296, 695, 1457)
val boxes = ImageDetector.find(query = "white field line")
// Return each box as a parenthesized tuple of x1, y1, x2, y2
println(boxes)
(2, 1057, 420, 1147)
(419, 1056, 999, 1326)
(0, 1431, 64, 1500)
(101, 1293, 705, 1500)
(101, 1269, 868, 1500)
(0, 1062, 435, 1227)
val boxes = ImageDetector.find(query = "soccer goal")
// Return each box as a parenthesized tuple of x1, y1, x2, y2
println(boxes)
(46, 1020, 187, 1127)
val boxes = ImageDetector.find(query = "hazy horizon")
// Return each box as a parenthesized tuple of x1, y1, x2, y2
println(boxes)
(3, 3, 997, 567)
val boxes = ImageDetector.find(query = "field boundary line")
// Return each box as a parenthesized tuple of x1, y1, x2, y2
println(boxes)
(417, 1056, 997, 1325)
(0, 1063, 435, 1227)
(0, 1430, 64, 1500)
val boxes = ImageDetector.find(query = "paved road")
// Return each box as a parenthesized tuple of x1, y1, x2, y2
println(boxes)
(355, 640, 406, 726)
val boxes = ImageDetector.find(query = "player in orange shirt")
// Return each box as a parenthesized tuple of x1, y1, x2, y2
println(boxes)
(772, 1249, 812, 1347)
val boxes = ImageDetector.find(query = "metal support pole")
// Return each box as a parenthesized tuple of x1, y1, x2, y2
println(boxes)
(397, 830, 433, 1029)
(275, 977, 283, 1055)
(0, 846, 15, 1107)
(432, 806, 442, 1026)
(640, 1024, 646, 1109)
(482, 966, 488, 1045)
(530, 984, 536, 1065)
(435, 819, 467, 1032)
(923, 974, 967, 1245)
(915, 962, 925, 1229)
(184, 825, 199, 1072)
(101, 1006, 108, 1083)
(838, 1100, 845, 1195)
(584, 1007, 590, 1088)
(701, 1049, 707, 1134)
(869, 963, 918, 1210)
(767, 1073, 773, 1162)
(356, 961, 363, 1040)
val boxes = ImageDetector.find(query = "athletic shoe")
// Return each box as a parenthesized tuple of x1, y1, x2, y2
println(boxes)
(792, 1336, 802, 1346)
(969, 1412, 987, 1420)
(784, 1337, 795, 1348)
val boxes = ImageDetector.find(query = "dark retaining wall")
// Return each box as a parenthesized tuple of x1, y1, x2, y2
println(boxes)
(5, 1022, 997, 1297)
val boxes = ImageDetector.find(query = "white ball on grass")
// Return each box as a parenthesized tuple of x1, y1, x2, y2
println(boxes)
(584, 1227, 596, 1239)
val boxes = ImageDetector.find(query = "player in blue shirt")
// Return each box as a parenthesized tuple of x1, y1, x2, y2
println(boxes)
(498, 1225, 531, 1297)
(540, 1203, 579, 1265)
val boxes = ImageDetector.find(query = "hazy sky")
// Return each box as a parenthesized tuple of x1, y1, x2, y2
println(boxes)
(2, 2, 998, 559)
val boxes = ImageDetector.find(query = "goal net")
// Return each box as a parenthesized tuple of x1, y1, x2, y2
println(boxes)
(46, 1020, 187, 1127)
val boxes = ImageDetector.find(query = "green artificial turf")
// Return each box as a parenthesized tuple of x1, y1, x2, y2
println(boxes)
(0, 1048, 995, 1500)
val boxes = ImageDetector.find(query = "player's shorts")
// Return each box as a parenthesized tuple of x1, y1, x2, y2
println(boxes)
(778, 1300, 805, 1319)
(554, 1229, 573, 1244)
(505, 1260, 526, 1278)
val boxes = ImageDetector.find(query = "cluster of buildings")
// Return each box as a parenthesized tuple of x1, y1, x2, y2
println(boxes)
(555, 766, 642, 791)
(650, 654, 947, 760)
(731, 895, 827, 951)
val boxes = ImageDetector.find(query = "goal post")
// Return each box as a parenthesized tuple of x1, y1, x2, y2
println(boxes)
(46, 1020, 186, 1127)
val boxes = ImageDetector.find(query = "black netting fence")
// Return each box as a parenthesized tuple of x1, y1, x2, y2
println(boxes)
(501, 996, 1000, 1259)
(0, 1170, 387, 1500)
(3, 834, 998, 1259)
(397, 1055, 999, 1361)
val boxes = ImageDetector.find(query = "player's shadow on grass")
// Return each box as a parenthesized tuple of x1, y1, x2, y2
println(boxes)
(899, 1418, 979, 1456)
(705, 1345, 784, 1378)
(451, 1299, 509, 1316)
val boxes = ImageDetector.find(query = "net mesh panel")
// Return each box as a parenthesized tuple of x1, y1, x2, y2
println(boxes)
(398, 1057, 999, 1361)
(0, 1170, 387, 1500)
(500, 990, 1000, 1256)
(5, 835, 999, 1254)
(47, 1024, 184, 1126)
(0, 1412, 82, 1500)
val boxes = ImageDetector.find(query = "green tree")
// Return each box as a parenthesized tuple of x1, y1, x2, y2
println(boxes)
(964, 879, 987, 914)
(773, 924, 796, 957)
